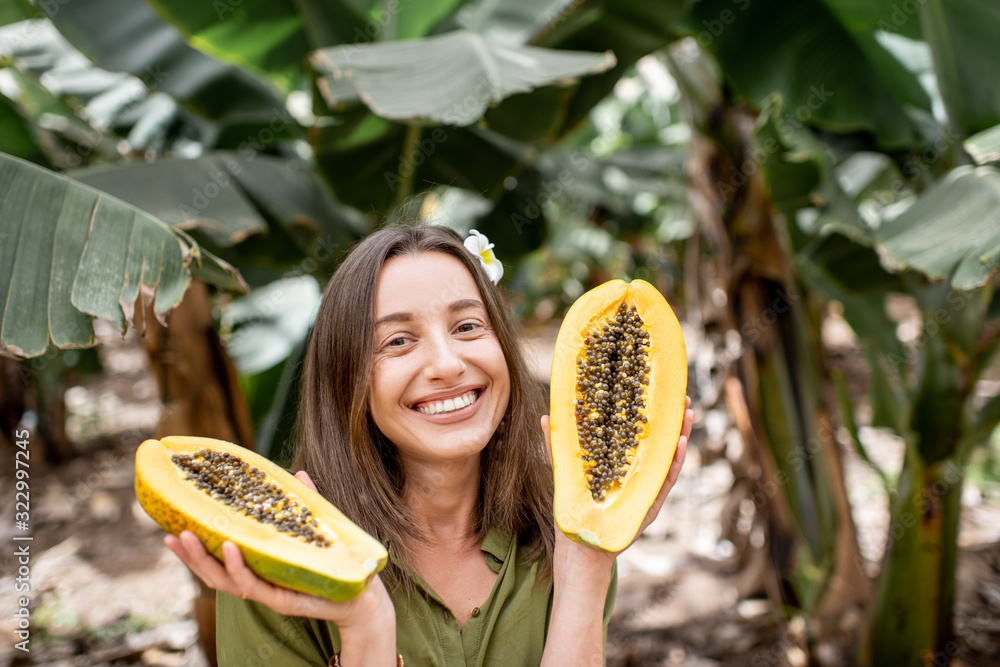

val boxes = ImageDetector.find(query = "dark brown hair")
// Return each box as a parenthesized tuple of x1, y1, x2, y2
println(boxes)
(293, 224, 554, 592)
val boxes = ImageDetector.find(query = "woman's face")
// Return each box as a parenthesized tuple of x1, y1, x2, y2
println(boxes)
(368, 251, 510, 466)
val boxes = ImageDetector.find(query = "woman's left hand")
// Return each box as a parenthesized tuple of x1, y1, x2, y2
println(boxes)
(541, 395, 694, 557)
(539, 396, 693, 667)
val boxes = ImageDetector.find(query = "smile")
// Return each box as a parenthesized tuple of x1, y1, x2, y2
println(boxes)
(414, 390, 480, 416)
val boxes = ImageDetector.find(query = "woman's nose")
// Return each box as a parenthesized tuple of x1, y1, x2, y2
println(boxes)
(423, 336, 466, 380)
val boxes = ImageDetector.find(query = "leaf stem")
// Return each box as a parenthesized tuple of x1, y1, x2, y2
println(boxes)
(390, 123, 422, 214)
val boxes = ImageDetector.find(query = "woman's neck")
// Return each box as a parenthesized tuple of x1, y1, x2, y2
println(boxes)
(401, 454, 481, 546)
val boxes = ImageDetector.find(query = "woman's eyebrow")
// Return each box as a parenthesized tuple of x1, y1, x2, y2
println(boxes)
(375, 312, 412, 328)
(449, 298, 484, 313)
(375, 299, 484, 328)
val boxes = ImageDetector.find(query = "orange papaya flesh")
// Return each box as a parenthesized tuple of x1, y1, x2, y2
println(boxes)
(135, 435, 387, 601)
(550, 279, 687, 552)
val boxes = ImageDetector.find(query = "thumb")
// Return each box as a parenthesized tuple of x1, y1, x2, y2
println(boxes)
(294, 470, 318, 492)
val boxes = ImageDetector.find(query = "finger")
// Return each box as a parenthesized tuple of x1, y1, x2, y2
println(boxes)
(221, 541, 266, 600)
(665, 434, 688, 486)
(680, 404, 695, 441)
(175, 530, 236, 592)
(540, 415, 552, 464)
(295, 470, 318, 492)
(221, 541, 329, 617)
(662, 404, 693, 486)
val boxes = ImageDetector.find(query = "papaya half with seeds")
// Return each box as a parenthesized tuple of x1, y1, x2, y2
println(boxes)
(135, 436, 387, 601)
(550, 279, 687, 552)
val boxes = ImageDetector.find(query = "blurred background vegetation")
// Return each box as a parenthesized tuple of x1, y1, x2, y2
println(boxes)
(2, 0, 1000, 665)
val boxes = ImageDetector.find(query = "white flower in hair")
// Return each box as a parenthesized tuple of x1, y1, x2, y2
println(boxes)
(464, 229, 504, 284)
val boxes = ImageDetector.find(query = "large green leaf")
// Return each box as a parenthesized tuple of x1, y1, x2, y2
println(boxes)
(225, 276, 320, 460)
(0, 60, 121, 168)
(875, 166, 1000, 289)
(71, 152, 367, 255)
(0, 0, 33, 26)
(307, 0, 688, 212)
(146, 0, 308, 92)
(0, 91, 46, 165)
(148, 0, 478, 91)
(819, 0, 923, 40)
(817, 0, 932, 118)
(919, 0, 1000, 136)
(462, 0, 578, 46)
(71, 156, 267, 247)
(313, 121, 522, 214)
(796, 233, 906, 358)
(311, 30, 614, 126)
(686, 0, 933, 149)
(538, 0, 690, 129)
(226, 276, 320, 374)
(0, 152, 244, 358)
(381, 0, 466, 40)
(966, 123, 1000, 165)
(37, 0, 283, 123)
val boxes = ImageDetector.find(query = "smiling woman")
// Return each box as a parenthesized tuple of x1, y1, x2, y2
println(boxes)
(163, 224, 693, 667)
(369, 252, 511, 467)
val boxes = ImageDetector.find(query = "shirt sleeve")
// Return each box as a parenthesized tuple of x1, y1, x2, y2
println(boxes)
(215, 591, 337, 667)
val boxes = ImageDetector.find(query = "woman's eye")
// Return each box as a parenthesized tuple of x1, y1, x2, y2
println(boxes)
(387, 337, 407, 347)
(457, 322, 478, 333)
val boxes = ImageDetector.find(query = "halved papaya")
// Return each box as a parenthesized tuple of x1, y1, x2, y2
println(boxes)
(135, 436, 387, 601)
(550, 279, 687, 552)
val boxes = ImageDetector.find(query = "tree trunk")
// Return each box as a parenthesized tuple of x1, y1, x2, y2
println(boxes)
(862, 455, 962, 666)
(859, 287, 984, 665)
(685, 101, 867, 635)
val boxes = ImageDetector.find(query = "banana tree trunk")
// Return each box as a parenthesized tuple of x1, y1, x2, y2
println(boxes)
(684, 96, 867, 628)
(142, 280, 254, 448)
(860, 286, 988, 665)
(864, 454, 963, 666)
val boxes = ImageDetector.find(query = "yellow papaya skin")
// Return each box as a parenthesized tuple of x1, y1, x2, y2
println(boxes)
(550, 279, 687, 552)
(135, 436, 387, 601)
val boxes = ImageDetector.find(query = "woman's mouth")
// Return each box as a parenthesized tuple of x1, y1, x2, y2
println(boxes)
(414, 390, 480, 415)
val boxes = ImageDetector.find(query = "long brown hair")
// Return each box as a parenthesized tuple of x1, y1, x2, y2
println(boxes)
(293, 224, 554, 592)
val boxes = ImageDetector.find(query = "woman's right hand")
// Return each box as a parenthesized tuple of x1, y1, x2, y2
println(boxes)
(163, 471, 397, 660)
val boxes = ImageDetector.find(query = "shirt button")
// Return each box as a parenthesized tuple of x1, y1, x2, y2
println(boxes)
(471, 607, 480, 617)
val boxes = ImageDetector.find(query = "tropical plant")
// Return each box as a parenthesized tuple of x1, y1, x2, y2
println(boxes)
(2, 0, 1000, 664)
(672, 0, 1000, 663)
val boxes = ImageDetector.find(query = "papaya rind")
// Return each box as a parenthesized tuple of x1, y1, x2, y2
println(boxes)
(135, 436, 387, 602)
(550, 279, 687, 552)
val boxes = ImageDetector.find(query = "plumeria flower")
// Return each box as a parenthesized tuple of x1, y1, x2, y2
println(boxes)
(464, 229, 504, 284)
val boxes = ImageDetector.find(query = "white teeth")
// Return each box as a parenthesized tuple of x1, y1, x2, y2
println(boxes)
(417, 391, 478, 415)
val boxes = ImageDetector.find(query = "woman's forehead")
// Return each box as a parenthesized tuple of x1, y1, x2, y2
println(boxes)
(375, 251, 484, 319)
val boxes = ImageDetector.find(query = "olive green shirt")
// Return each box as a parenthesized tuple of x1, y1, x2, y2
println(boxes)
(216, 527, 617, 666)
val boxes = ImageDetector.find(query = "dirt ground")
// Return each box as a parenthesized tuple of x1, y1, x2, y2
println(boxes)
(2, 320, 1000, 667)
